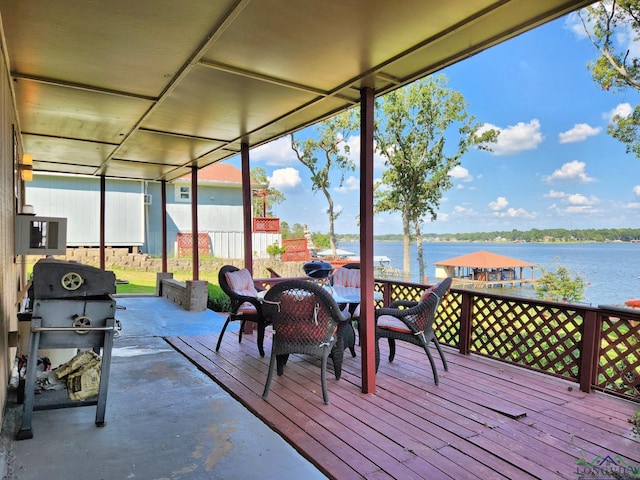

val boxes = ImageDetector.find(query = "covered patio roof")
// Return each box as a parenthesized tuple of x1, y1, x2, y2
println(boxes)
(0, 0, 593, 182)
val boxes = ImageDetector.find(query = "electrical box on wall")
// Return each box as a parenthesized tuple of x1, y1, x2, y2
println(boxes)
(15, 215, 68, 255)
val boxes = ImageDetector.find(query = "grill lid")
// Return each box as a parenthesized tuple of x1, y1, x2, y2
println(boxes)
(303, 261, 334, 279)
(32, 258, 116, 299)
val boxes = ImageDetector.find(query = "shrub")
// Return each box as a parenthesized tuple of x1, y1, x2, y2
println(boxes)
(266, 242, 286, 258)
(207, 283, 231, 312)
(535, 260, 586, 303)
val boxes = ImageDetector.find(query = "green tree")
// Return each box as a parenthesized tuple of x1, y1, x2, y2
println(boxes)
(290, 108, 359, 255)
(311, 232, 330, 249)
(374, 74, 498, 280)
(535, 261, 586, 303)
(250, 167, 285, 217)
(579, 1, 640, 156)
(280, 221, 305, 240)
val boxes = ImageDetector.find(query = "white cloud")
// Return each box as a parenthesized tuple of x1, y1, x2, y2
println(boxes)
(564, 12, 589, 40)
(604, 103, 633, 121)
(544, 190, 566, 199)
(334, 175, 360, 193)
(480, 119, 544, 156)
(489, 196, 509, 211)
(558, 123, 601, 143)
(452, 205, 477, 216)
(323, 204, 343, 215)
(567, 193, 598, 206)
(634, 185, 640, 196)
(344, 134, 387, 170)
(251, 137, 297, 166)
(437, 213, 449, 221)
(627, 202, 640, 209)
(495, 207, 535, 219)
(448, 165, 473, 182)
(557, 193, 600, 214)
(545, 160, 594, 183)
(268, 167, 302, 191)
(565, 205, 599, 214)
(343, 135, 360, 164)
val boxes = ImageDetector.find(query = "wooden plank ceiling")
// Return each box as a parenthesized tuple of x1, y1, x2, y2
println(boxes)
(0, 0, 593, 182)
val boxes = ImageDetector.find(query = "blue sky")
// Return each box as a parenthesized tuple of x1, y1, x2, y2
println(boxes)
(228, 11, 640, 236)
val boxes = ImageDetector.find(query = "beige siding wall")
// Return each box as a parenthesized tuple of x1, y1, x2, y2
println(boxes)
(0, 40, 26, 429)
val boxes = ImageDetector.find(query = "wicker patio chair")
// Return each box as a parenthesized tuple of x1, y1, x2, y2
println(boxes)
(330, 265, 361, 355)
(374, 277, 452, 385)
(217, 265, 270, 357)
(261, 279, 350, 404)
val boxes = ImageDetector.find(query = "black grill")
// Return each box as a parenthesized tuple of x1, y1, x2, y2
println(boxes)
(303, 261, 334, 279)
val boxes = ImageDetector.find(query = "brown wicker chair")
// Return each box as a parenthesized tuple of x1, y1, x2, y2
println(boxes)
(217, 265, 270, 357)
(374, 277, 452, 385)
(261, 279, 350, 404)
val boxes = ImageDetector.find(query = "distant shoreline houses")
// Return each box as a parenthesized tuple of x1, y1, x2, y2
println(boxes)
(26, 163, 281, 259)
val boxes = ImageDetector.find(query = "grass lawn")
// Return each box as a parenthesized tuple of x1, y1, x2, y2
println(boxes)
(113, 268, 220, 294)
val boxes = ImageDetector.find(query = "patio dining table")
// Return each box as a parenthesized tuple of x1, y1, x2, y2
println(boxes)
(324, 285, 383, 305)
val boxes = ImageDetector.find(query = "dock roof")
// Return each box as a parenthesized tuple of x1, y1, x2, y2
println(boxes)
(435, 250, 535, 269)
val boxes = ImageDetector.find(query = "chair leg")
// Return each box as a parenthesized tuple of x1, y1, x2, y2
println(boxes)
(238, 319, 245, 343)
(262, 350, 278, 400)
(331, 342, 344, 380)
(257, 323, 266, 357)
(276, 354, 289, 376)
(422, 344, 440, 386)
(215, 316, 234, 351)
(374, 338, 381, 372)
(387, 338, 396, 362)
(344, 322, 356, 358)
(320, 352, 330, 405)
(433, 338, 448, 371)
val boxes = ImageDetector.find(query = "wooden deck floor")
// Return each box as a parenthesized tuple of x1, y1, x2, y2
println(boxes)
(166, 329, 640, 480)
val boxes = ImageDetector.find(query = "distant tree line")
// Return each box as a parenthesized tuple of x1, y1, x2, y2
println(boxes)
(338, 228, 640, 243)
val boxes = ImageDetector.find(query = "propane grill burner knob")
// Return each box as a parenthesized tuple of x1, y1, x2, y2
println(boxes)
(71, 315, 92, 334)
(61, 272, 83, 291)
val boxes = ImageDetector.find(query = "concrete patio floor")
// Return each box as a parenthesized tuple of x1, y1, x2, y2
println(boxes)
(0, 295, 327, 480)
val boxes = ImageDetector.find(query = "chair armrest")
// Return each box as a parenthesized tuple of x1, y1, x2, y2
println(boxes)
(375, 301, 422, 318)
(388, 299, 418, 309)
(375, 299, 430, 326)
(232, 294, 264, 313)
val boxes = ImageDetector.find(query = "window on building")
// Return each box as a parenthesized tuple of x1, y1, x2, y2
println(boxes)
(176, 185, 191, 202)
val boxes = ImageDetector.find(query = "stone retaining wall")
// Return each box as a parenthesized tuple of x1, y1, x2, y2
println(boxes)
(156, 273, 208, 311)
(55, 247, 306, 280)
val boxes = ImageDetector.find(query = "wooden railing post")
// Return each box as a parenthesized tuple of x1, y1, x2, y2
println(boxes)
(579, 310, 601, 393)
(458, 290, 473, 355)
(382, 279, 392, 307)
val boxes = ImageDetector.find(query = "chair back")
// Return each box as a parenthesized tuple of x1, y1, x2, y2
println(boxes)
(218, 265, 259, 310)
(413, 277, 452, 332)
(264, 280, 343, 346)
(331, 266, 361, 288)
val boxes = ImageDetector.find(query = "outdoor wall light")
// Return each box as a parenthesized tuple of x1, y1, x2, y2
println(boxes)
(19, 153, 33, 182)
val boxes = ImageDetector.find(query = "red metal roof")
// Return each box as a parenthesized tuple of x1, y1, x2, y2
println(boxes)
(180, 163, 258, 185)
(435, 250, 535, 268)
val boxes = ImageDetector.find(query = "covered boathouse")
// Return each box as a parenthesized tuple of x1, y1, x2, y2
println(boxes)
(435, 250, 536, 288)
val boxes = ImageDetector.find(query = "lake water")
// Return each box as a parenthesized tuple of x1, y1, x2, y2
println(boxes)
(339, 241, 640, 307)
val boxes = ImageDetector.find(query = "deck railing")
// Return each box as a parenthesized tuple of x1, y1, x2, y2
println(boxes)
(256, 275, 640, 403)
(374, 278, 640, 403)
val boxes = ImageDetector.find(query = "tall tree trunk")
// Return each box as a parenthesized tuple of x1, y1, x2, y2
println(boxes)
(323, 186, 337, 254)
(402, 209, 411, 281)
(414, 220, 425, 283)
